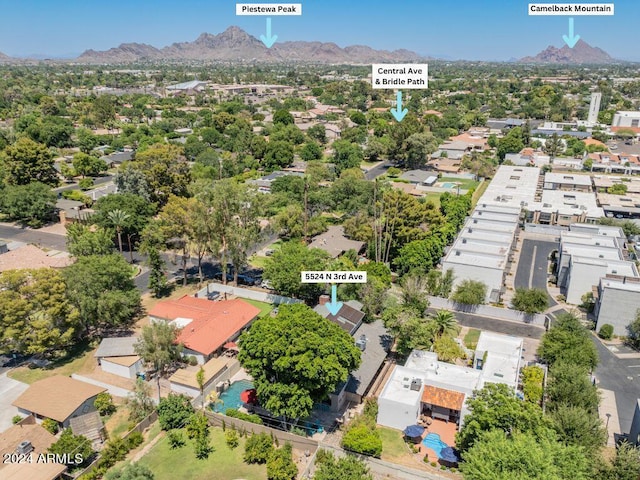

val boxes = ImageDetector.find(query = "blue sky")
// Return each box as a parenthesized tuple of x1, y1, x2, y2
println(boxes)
(0, 0, 638, 60)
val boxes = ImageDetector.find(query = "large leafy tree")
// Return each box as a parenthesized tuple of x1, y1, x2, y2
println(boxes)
(0, 182, 57, 227)
(456, 383, 554, 453)
(3, 137, 58, 186)
(537, 312, 598, 370)
(0, 269, 80, 355)
(262, 241, 329, 302)
(451, 279, 487, 306)
(66, 223, 113, 257)
(314, 451, 372, 480)
(511, 288, 549, 315)
(135, 321, 182, 401)
(238, 304, 361, 427)
(47, 429, 94, 469)
(549, 404, 606, 454)
(157, 393, 195, 430)
(63, 254, 142, 334)
(460, 429, 591, 480)
(72, 152, 107, 178)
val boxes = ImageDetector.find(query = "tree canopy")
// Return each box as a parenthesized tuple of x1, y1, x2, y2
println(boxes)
(238, 304, 361, 425)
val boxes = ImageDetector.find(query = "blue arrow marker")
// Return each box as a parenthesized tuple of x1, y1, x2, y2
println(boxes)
(562, 18, 580, 48)
(326, 284, 343, 316)
(390, 90, 408, 122)
(260, 17, 278, 48)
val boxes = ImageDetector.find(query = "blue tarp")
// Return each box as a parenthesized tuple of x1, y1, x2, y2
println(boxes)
(403, 425, 425, 437)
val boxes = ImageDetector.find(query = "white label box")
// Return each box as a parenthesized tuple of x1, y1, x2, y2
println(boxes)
(371, 64, 428, 90)
(236, 3, 302, 15)
(528, 3, 614, 15)
(301, 271, 368, 284)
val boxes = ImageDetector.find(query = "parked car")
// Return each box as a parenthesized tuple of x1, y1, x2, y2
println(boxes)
(206, 291, 220, 301)
(261, 280, 273, 290)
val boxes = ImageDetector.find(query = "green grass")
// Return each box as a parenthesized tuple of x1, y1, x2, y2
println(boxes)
(248, 255, 269, 269)
(471, 180, 489, 207)
(7, 341, 96, 384)
(137, 427, 267, 480)
(440, 177, 480, 190)
(379, 426, 410, 461)
(464, 328, 481, 349)
(243, 299, 274, 317)
(423, 192, 441, 207)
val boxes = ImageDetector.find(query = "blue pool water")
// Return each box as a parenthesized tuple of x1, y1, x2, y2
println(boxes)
(422, 433, 449, 458)
(441, 182, 456, 189)
(211, 379, 254, 413)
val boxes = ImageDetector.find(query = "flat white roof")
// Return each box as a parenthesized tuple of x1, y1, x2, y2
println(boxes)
(544, 172, 592, 187)
(479, 165, 540, 206)
(475, 331, 523, 356)
(471, 210, 520, 224)
(565, 245, 621, 261)
(535, 190, 603, 218)
(458, 229, 514, 245)
(571, 256, 637, 276)
(600, 277, 640, 293)
(479, 351, 520, 389)
(570, 223, 626, 239)
(560, 231, 619, 249)
(379, 366, 424, 405)
(474, 202, 522, 216)
(443, 250, 506, 269)
(463, 219, 518, 235)
(452, 241, 510, 257)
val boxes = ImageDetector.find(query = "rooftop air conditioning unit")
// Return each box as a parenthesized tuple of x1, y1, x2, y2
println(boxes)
(355, 335, 367, 351)
(17, 441, 33, 455)
(402, 377, 411, 389)
(410, 378, 422, 392)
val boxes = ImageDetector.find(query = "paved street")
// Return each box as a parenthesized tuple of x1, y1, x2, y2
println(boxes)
(365, 160, 392, 180)
(0, 224, 68, 251)
(514, 239, 557, 306)
(0, 373, 29, 432)
(592, 336, 640, 437)
(428, 308, 545, 339)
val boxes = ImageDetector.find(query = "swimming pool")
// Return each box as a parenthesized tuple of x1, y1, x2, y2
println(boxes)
(422, 433, 449, 458)
(441, 182, 457, 189)
(210, 379, 254, 413)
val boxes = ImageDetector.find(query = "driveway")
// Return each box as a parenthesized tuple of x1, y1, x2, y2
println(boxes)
(514, 239, 557, 306)
(0, 373, 29, 432)
(365, 160, 392, 180)
(592, 337, 640, 437)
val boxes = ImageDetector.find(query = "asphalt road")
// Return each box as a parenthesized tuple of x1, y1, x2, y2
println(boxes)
(53, 174, 114, 194)
(427, 308, 545, 339)
(365, 160, 392, 180)
(0, 224, 68, 251)
(592, 337, 640, 436)
(514, 238, 558, 306)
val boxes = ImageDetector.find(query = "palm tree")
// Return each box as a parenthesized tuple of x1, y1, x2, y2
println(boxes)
(107, 209, 131, 256)
(431, 309, 458, 338)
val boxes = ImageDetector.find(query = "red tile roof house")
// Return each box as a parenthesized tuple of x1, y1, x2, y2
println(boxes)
(148, 296, 261, 365)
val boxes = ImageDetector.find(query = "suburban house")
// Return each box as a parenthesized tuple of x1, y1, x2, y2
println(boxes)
(170, 355, 240, 398)
(149, 296, 261, 364)
(399, 170, 438, 186)
(314, 298, 366, 335)
(307, 226, 365, 259)
(504, 148, 550, 167)
(56, 198, 93, 224)
(94, 337, 144, 380)
(425, 158, 462, 174)
(377, 332, 523, 431)
(12, 376, 106, 428)
(0, 417, 67, 480)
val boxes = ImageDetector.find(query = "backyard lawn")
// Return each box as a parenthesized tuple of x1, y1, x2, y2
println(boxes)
(379, 426, 411, 462)
(137, 427, 267, 480)
(440, 177, 480, 190)
(423, 192, 441, 207)
(464, 328, 481, 349)
(243, 298, 274, 317)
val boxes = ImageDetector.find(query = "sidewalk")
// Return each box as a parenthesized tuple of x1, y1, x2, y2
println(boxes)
(599, 388, 622, 447)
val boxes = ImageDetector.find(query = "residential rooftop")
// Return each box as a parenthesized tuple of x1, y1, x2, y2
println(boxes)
(544, 172, 593, 187)
(479, 165, 540, 206)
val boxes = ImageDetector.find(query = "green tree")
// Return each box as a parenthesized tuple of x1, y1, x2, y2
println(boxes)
(263, 241, 329, 302)
(0, 182, 56, 227)
(332, 140, 363, 174)
(341, 420, 382, 457)
(157, 393, 195, 430)
(430, 310, 458, 338)
(94, 392, 116, 416)
(433, 334, 465, 362)
(106, 209, 131, 255)
(627, 309, 640, 348)
(72, 152, 107, 178)
(537, 312, 598, 370)
(299, 141, 323, 161)
(266, 444, 297, 480)
(64, 254, 141, 333)
(399, 275, 430, 313)
(496, 127, 525, 161)
(244, 433, 274, 464)
(105, 462, 155, 480)
(273, 109, 294, 126)
(511, 288, 549, 314)
(307, 124, 326, 144)
(381, 305, 437, 355)
(549, 404, 606, 453)
(42, 418, 59, 434)
(0, 269, 80, 356)
(451, 280, 487, 306)
(457, 383, 553, 453)
(402, 132, 437, 169)
(3, 137, 58, 186)
(314, 451, 373, 480)
(610, 441, 640, 480)
(76, 128, 99, 154)
(196, 367, 205, 409)
(114, 164, 152, 202)
(186, 411, 212, 459)
(238, 304, 361, 428)
(48, 429, 93, 469)
(608, 183, 628, 195)
(543, 133, 564, 158)
(127, 378, 155, 423)
(546, 361, 600, 413)
(135, 321, 182, 402)
(263, 140, 294, 170)
(521, 365, 544, 404)
(460, 429, 591, 480)
(66, 223, 113, 257)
